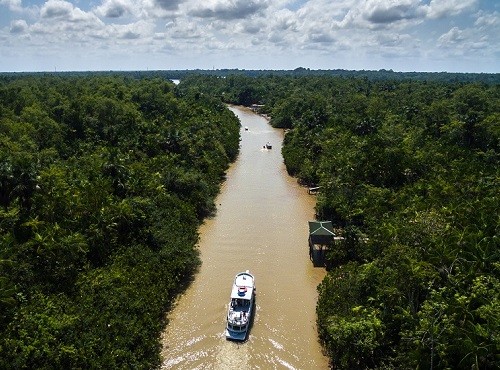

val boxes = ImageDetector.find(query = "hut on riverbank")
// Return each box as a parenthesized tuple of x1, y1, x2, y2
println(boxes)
(308, 221, 335, 267)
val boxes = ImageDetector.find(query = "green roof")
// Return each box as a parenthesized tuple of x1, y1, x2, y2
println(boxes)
(308, 221, 335, 245)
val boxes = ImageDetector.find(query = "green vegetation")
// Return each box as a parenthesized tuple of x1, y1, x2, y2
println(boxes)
(180, 73, 499, 369)
(1, 70, 498, 369)
(0, 75, 240, 368)
(3, 68, 499, 85)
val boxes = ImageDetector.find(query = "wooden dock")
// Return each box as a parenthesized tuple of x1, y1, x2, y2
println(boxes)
(308, 186, 321, 195)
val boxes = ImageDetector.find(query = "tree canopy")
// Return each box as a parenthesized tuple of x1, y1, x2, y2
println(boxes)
(0, 75, 240, 368)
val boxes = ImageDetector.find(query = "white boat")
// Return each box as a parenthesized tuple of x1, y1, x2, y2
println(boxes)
(225, 270, 255, 341)
(265, 142, 272, 149)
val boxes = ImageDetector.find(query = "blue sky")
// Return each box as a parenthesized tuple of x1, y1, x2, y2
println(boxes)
(0, 0, 498, 72)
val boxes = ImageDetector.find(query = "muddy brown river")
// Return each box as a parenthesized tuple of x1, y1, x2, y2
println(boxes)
(160, 106, 329, 369)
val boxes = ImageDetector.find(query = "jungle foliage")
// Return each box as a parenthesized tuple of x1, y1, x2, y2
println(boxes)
(180, 73, 499, 369)
(3, 68, 499, 85)
(0, 75, 240, 368)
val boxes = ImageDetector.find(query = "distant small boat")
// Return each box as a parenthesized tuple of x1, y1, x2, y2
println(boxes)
(265, 142, 272, 149)
(244, 126, 249, 131)
(225, 270, 255, 341)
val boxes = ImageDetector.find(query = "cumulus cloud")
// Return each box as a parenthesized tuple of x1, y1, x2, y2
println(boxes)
(31, 0, 105, 39)
(308, 32, 334, 43)
(0, 0, 497, 72)
(0, 0, 22, 12)
(10, 19, 28, 34)
(239, 21, 263, 34)
(331, 0, 426, 30)
(95, 0, 133, 18)
(71, 18, 155, 44)
(267, 30, 289, 46)
(375, 32, 413, 47)
(155, 0, 184, 11)
(189, 0, 269, 20)
(438, 26, 465, 46)
(40, 0, 74, 19)
(273, 9, 298, 32)
(165, 18, 204, 39)
(364, 0, 426, 24)
(426, 0, 478, 19)
(111, 20, 155, 39)
(474, 11, 499, 28)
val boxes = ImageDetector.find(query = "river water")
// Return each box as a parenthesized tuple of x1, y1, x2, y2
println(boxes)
(160, 106, 328, 369)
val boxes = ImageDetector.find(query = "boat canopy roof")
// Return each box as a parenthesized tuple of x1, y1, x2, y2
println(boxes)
(230, 272, 254, 300)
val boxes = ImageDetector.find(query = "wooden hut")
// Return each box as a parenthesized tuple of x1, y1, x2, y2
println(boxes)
(308, 221, 335, 267)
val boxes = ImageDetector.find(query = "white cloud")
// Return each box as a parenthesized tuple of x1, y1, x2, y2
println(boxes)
(362, 0, 426, 24)
(376, 32, 413, 47)
(438, 26, 465, 46)
(0, 0, 22, 12)
(239, 20, 264, 34)
(308, 31, 335, 44)
(155, 0, 184, 11)
(166, 18, 204, 39)
(30, 1, 105, 40)
(10, 19, 28, 34)
(188, 0, 269, 20)
(110, 20, 155, 39)
(311, 0, 427, 31)
(0, 0, 497, 72)
(273, 9, 298, 32)
(474, 11, 499, 29)
(94, 0, 134, 18)
(426, 0, 478, 19)
(40, 0, 74, 19)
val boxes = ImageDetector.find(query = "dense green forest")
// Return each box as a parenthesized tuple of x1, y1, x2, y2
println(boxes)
(3, 68, 499, 85)
(1, 71, 498, 369)
(179, 74, 499, 369)
(0, 75, 240, 368)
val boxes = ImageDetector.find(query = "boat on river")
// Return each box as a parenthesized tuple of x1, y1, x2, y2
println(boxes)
(225, 270, 255, 341)
(265, 142, 272, 149)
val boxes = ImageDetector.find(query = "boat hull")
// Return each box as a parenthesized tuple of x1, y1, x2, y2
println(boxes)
(225, 328, 248, 341)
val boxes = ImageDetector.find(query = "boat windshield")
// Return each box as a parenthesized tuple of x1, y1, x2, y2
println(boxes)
(231, 298, 250, 307)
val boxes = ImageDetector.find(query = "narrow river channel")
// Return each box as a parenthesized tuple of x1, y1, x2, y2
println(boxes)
(160, 106, 329, 369)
